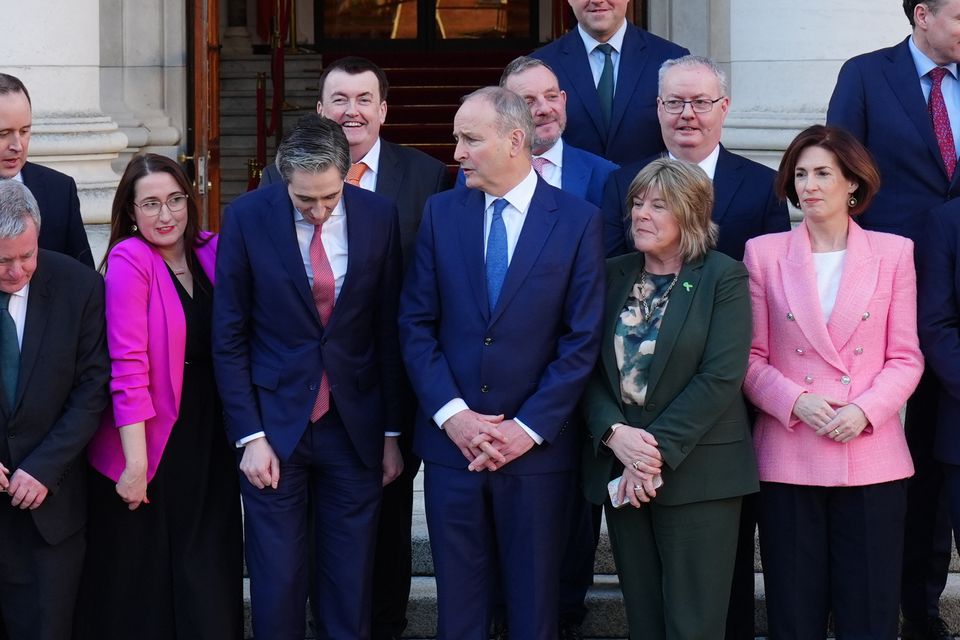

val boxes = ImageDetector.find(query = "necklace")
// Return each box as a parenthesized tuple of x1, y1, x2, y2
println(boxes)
(638, 269, 679, 323)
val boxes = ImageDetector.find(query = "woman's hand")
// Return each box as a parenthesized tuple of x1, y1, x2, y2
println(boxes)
(615, 467, 662, 508)
(792, 393, 839, 431)
(817, 403, 869, 443)
(607, 424, 663, 476)
(116, 463, 148, 510)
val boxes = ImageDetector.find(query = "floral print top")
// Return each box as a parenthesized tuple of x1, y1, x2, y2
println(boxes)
(614, 272, 675, 406)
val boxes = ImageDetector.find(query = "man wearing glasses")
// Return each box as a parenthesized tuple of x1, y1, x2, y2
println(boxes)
(602, 55, 789, 262)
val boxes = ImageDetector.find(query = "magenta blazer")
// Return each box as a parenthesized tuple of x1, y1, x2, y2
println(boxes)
(87, 233, 218, 483)
(742, 220, 922, 487)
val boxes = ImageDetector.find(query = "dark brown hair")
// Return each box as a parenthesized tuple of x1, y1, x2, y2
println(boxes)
(0, 74, 30, 106)
(101, 153, 209, 272)
(318, 56, 389, 103)
(775, 125, 880, 216)
(904, 0, 945, 27)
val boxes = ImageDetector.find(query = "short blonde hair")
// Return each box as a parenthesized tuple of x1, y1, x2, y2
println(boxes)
(625, 158, 718, 262)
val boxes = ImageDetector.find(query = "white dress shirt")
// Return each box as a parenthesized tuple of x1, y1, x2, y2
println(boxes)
(578, 20, 628, 90)
(354, 137, 382, 192)
(433, 168, 544, 444)
(668, 144, 720, 181)
(534, 138, 564, 189)
(4, 283, 28, 347)
(909, 36, 960, 155)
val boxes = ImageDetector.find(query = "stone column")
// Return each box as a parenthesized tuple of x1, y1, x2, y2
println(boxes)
(2, 0, 127, 236)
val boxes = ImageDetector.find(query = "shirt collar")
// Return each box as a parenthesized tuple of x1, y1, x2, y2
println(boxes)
(578, 19, 628, 55)
(668, 144, 721, 181)
(909, 35, 958, 80)
(292, 192, 346, 224)
(483, 168, 539, 214)
(7, 282, 28, 299)
(355, 137, 382, 175)
(10, 172, 23, 183)
(536, 137, 564, 168)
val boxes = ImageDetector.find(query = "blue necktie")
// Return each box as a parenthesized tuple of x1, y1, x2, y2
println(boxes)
(486, 198, 509, 311)
(0, 292, 19, 406)
(596, 43, 615, 129)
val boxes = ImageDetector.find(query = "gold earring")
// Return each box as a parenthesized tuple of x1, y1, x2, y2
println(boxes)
(848, 196, 858, 208)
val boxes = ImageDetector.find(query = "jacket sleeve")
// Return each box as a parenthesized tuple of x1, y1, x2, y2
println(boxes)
(918, 208, 960, 400)
(826, 58, 868, 141)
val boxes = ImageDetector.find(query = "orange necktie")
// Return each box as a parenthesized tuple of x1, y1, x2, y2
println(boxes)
(346, 162, 368, 186)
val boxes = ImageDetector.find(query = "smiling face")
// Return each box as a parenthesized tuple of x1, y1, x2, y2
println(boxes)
(568, 0, 630, 42)
(630, 184, 682, 262)
(0, 91, 31, 179)
(914, 0, 960, 65)
(0, 220, 38, 294)
(793, 145, 858, 224)
(317, 69, 387, 162)
(132, 171, 189, 256)
(658, 63, 728, 163)
(503, 64, 567, 156)
(287, 166, 344, 226)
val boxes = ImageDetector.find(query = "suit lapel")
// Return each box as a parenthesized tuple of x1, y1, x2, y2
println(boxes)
(327, 187, 372, 329)
(826, 221, 879, 352)
(558, 31, 607, 142)
(883, 39, 948, 179)
(601, 255, 643, 403)
(645, 256, 703, 392)
(560, 144, 589, 200)
(489, 181, 559, 325)
(778, 224, 846, 371)
(15, 263, 52, 412)
(711, 146, 742, 225)
(457, 188, 491, 321)
(263, 188, 321, 324)
(374, 140, 403, 202)
(608, 26, 646, 144)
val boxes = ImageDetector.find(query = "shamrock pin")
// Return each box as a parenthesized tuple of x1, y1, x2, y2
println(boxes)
(682, 281, 693, 292)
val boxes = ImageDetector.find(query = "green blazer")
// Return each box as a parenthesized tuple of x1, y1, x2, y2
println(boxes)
(581, 251, 760, 506)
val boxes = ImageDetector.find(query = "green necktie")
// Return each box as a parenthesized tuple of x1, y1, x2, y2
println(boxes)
(0, 292, 20, 406)
(596, 43, 615, 130)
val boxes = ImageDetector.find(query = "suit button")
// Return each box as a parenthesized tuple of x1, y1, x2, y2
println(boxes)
(854, 346, 863, 355)
(861, 312, 870, 321)
(6, 433, 13, 439)
(645, 403, 657, 411)
(481, 384, 490, 393)
(840, 375, 851, 385)
(795, 347, 805, 355)
(309, 383, 318, 391)
(804, 375, 814, 384)
(483, 337, 493, 346)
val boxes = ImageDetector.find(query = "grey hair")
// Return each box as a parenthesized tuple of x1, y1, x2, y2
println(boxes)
(461, 86, 535, 153)
(658, 55, 728, 97)
(499, 56, 557, 87)
(0, 180, 41, 240)
(275, 114, 351, 182)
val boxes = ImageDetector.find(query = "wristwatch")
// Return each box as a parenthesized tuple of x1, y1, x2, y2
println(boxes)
(600, 423, 621, 447)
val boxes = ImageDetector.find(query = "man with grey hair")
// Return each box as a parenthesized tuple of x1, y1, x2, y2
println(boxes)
(603, 55, 789, 260)
(214, 114, 404, 639)
(0, 179, 108, 640)
(399, 86, 604, 638)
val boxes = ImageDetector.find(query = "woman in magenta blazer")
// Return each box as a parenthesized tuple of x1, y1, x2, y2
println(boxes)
(77, 154, 242, 639)
(743, 125, 922, 640)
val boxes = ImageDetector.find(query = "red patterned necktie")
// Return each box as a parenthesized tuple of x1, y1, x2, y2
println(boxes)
(309, 222, 335, 421)
(929, 66, 957, 178)
(532, 156, 550, 177)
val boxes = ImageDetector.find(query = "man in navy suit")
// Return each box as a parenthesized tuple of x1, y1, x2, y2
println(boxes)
(531, 0, 688, 165)
(214, 115, 404, 640)
(0, 74, 93, 268)
(399, 87, 604, 640)
(827, 4, 960, 637)
(261, 56, 448, 640)
(603, 55, 789, 261)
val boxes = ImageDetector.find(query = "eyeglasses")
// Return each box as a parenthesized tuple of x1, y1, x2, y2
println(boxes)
(659, 97, 725, 114)
(133, 194, 189, 217)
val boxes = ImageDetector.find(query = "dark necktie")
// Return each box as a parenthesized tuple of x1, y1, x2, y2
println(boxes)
(0, 292, 20, 406)
(929, 66, 957, 178)
(595, 43, 615, 129)
(309, 223, 335, 421)
(486, 199, 509, 311)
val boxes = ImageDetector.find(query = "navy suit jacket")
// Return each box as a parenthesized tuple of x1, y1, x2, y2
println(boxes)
(828, 37, 960, 240)
(21, 162, 94, 268)
(601, 146, 790, 260)
(455, 141, 618, 207)
(532, 24, 688, 166)
(399, 179, 605, 475)
(213, 183, 404, 467)
(917, 199, 960, 463)
(260, 139, 449, 267)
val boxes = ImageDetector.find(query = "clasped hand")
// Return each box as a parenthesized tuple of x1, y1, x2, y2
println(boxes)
(442, 410, 534, 472)
(0, 463, 49, 510)
(792, 393, 868, 443)
(606, 425, 663, 508)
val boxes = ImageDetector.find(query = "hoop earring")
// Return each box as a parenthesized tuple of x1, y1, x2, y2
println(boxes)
(131, 224, 138, 232)
(848, 195, 858, 208)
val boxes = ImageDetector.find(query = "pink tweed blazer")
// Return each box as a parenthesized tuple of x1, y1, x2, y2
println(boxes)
(742, 220, 922, 486)
(87, 233, 218, 483)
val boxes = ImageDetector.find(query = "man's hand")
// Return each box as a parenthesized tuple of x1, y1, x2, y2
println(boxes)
(442, 410, 505, 462)
(382, 436, 404, 486)
(240, 437, 280, 490)
(7, 469, 48, 510)
(468, 419, 535, 471)
(0, 462, 9, 493)
(116, 463, 149, 510)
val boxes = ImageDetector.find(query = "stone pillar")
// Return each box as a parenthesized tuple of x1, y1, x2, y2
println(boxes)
(2, 0, 127, 235)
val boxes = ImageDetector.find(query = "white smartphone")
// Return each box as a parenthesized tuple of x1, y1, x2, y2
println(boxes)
(607, 475, 664, 508)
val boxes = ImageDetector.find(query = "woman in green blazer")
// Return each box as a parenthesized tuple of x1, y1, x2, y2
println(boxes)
(581, 158, 760, 639)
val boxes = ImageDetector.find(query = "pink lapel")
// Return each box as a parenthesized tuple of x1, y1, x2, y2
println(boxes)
(778, 223, 847, 372)
(825, 220, 880, 352)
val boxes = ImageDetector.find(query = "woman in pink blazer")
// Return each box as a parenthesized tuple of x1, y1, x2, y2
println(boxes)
(743, 126, 923, 640)
(77, 154, 242, 639)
